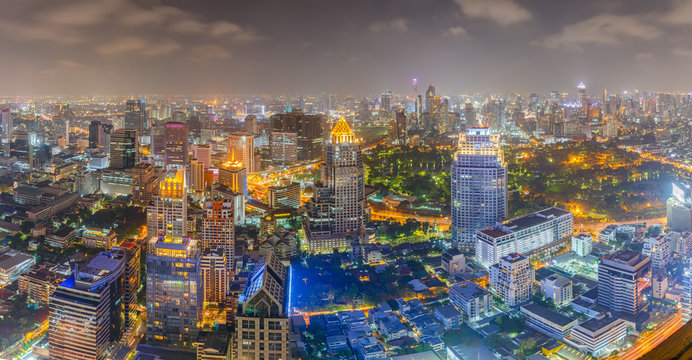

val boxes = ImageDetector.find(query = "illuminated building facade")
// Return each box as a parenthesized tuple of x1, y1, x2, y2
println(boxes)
(146, 236, 202, 348)
(48, 249, 126, 360)
(125, 99, 146, 133)
(489, 253, 534, 307)
(667, 182, 692, 232)
(190, 159, 205, 192)
(218, 152, 247, 196)
(304, 117, 365, 253)
(146, 168, 187, 238)
(164, 122, 189, 171)
(235, 251, 290, 360)
(131, 162, 157, 206)
(115, 240, 141, 329)
(598, 250, 651, 315)
(270, 109, 324, 162)
(451, 127, 507, 252)
(268, 180, 300, 209)
(269, 131, 297, 167)
(202, 200, 235, 272)
(227, 132, 254, 173)
(82, 227, 118, 249)
(201, 247, 228, 303)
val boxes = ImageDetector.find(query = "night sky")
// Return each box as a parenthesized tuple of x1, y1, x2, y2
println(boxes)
(2, 0, 692, 95)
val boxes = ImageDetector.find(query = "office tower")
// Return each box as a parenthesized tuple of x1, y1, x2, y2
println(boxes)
(425, 84, 436, 112)
(683, 260, 692, 324)
(219, 152, 247, 196)
(146, 168, 187, 238)
(489, 253, 534, 307)
(202, 200, 235, 272)
(269, 132, 297, 167)
(381, 90, 392, 111)
(131, 162, 157, 206)
(49, 249, 126, 360)
(572, 233, 593, 257)
(1, 108, 10, 156)
(667, 182, 692, 232)
(164, 122, 188, 171)
(642, 234, 672, 272)
(244, 115, 258, 135)
(125, 99, 146, 132)
(598, 250, 651, 315)
(394, 110, 407, 145)
(190, 159, 205, 192)
(89, 120, 113, 152)
(201, 247, 228, 303)
(227, 132, 254, 173)
(464, 100, 476, 127)
(110, 129, 139, 169)
(116, 240, 141, 330)
(146, 235, 202, 348)
(236, 251, 290, 360)
(451, 128, 506, 252)
(212, 185, 245, 225)
(172, 110, 187, 123)
(475, 207, 573, 268)
(304, 117, 365, 253)
(270, 109, 324, 162)
(577, 82, 588, 120)
(268, 180, 300, 209)
(193, 144, 211, 168)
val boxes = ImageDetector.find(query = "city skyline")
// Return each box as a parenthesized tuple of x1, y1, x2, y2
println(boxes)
(4, 1, 692, 95)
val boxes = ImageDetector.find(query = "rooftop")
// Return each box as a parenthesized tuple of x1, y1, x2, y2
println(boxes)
(480, 207, 571, 238)
(521, 303, 576, 327)
(577, 315, 621, 333)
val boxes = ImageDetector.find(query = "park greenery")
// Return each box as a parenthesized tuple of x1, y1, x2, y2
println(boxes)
(364, 141, 686, 222)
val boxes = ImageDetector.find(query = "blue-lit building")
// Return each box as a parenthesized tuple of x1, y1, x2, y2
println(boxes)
(48, 249, 127, 360)
(146, 235, 202, 348)
(235, 251, 290, 360)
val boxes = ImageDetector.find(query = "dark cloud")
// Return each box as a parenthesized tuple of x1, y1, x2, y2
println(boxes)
(0, 0, 691, 95)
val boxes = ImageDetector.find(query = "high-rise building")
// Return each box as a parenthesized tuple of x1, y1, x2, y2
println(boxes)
(219, 153, 247, 196)
(475, 207, 572, 268)
(540, 274, 573, 306)
(598, 249, 651, 315)
(235, 251, 290, 360)
(193, 144, 211, 168)
(394, 110, 407, 145)
(381, 90, 392, 111)
(451, 128, 507, 251)
(489, 253, 534, 307)
(146, 235, 202, 348)
(270, 109, 324, 161)
(464, 100, 476, 127)
(1, 108, 11, 156)
(304, 117, 365, 253)
(682, 260, 692, 324)
(89, 120, 113, 153)
(49, 249, 127, 360)
(125, 99, 146, 132)
(667, 182, 692, 232)
(449, 281, 492, 321)
(227, 132, 254, 173)
(642, 234, 671, 272)
(164, 122, 188, 171)
(244, 115, 258, 135)
(131, 162, 157, 206)
(146, 168, 187, 238)
(115, 240, 141, 330)
(190, 159, 205, 192)
(268, 180, 300, 209)
(202, 201, 235, 273)
(110, 129, 139, 169)
(269, 132, 297, 167)
(201, 247, 228, 303)
(212, 185, 245, 225)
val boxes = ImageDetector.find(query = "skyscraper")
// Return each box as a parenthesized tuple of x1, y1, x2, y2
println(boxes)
(110, 129, 139, 169)
(131, 162, 157, 206)
(598, 249, 651, 315)
(244, 114, 258, 135)
(270, 109, 324, 162)
(269, 131, 298, 167)
(49, 249, 127, 360)
(304, 116, 365, 253)
(146, 168, 187, 238)
(201, 247, 228, 303)
(190, 159, 205, 192)
(146, 235, 202, 348)
(89, 120, 113, 153)
(227, 132, 254, 173)
(219, 152, 247, 196)
(1, 108, 11, 157)
(125, 99, 146, 132)
(667, 182, 692, 232)
(164, 122, 189, 171)
(381, 90, 392, 111)
(451, 128, 507, 252)
(193, 144, 212, 169)
(235, 251, 290, 360)
(202, 200, 235, 273)
(268, 180, 301, 209)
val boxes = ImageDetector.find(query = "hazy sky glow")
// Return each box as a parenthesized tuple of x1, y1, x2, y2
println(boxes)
(3, 0, 692, 95)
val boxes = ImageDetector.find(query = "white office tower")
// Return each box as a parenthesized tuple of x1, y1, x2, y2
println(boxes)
(146, 168, 187, 238)
(451, 127, 506, 252)
(489, 253, 534, 307)
(598, 250, 651, 315)
(667, 182, 692, 232)
(642, 234, 671, 272)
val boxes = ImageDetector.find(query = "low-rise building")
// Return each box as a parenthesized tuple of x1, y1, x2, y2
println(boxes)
(0, 248, 36, 286)
(598, 225, 617, 243)
(441, 249, 466, 276)
(568, 315, 631, 357)
(82, 227, 118, 249)
(193, 331, 231, 360)
(449, 281, 492, 321)
(652, 273, 668, 299)
(540, 274, 573, 306)
(572, 233, 593, 257)
(18, 264, 68, 306)
(520, 303, 577, 339)
(45, 226, 76, 248)
(433, 304, 462, 329)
